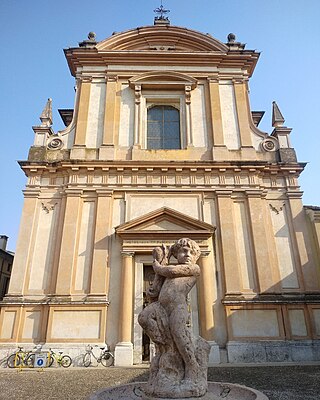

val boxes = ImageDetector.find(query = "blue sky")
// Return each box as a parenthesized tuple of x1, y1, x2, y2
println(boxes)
(1, 0, 319, 252)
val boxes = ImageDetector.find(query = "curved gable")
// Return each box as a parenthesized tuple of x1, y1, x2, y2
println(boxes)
(129, 71, 198, 89)
(96, 25, 228, 52)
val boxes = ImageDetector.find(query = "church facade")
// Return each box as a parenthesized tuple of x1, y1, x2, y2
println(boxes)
(1, 18, 320, 366)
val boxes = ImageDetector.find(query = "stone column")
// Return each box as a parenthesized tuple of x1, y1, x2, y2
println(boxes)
(89, 191, 112, 298)
(55, 189, 82, 297)
(198, 251, 215, 341)
(115, 251, 134, 366)
(233, 80, 252, 147)
(100, 75, 118, 159)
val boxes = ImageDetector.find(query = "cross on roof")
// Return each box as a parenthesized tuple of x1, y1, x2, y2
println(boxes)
(154, 1, 170, 21)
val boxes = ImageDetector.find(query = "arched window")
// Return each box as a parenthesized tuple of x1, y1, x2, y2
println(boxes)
(147, 105, 181, 149)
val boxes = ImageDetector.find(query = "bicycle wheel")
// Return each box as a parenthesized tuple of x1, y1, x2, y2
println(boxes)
(101, 352, 114, 367)
(26, 354, 35, 368)
(83, 353, 91, 367)
(7, 354, 20, 368)
(48, 354, 54, 367)
(60, 355, 72, 368)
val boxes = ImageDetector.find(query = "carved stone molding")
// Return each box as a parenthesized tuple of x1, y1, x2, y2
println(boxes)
(261, 138, 278, 152)
(41, 200, 58, 213)
(106, 75, 118, 82)
(134, 84, 142, 104)
(47, 137, 63, 150)
(185, 85, 192, 104)
(269, 203, 285, 215)
(79, 76, 93, 83)
(121, 251, 135, 258)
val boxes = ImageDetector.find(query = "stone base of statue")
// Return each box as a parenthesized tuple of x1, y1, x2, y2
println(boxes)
(88, 381, 269, 400)
(89, 240, 269, 400)
(143, 332, 210, 398)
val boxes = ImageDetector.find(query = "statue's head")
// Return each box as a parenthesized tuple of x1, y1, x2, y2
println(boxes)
(170, 238, 201, 264)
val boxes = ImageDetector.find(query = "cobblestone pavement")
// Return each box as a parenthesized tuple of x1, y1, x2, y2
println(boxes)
(0, 364, 319, 400)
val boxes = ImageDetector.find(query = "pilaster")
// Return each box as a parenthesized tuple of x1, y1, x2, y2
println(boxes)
(306, 208, 320, 284)
(217, 193, 241, 294)
(89, 191, 113, 297)
(208, 78, 224, 146)
(311, 210, 320, 253)
(115, 251, 134, 366)
(288, 195, 320, 291)
(7, 191, 39, 296)
(247, 193, 281, 293)
(233, 80, 252, 147)
(55, 189, 82, 296)
(100, 75, 118, 159)
(198, 251, 215, 340)
(74, 77, 92, 146)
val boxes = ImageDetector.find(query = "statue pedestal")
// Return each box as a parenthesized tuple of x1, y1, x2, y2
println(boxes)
(89, 382, 269, 400)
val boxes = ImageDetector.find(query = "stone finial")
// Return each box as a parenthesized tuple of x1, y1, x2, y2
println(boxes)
(79, 31, 97, 48)
(87, 32, 96, 41)
(272, 101, 285, 127)
(271, 101, 296, 162)
(40, 98, 53, 127)
(226, 33, 246, 50)
(227, 33, 236, 43)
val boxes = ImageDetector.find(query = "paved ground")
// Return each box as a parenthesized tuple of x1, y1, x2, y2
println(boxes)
(0, 364, 319, 400)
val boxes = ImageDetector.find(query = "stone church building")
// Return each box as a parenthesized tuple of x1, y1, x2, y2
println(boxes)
(1, 16, 320, 366)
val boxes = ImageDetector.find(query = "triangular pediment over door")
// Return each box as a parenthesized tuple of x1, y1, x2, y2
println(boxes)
(116, 207, 215, 253)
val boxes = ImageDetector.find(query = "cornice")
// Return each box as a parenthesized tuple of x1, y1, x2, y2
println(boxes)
(18, 160, 307, 173)
(19, 160, 306, 195)
(64, 48, 259, 78)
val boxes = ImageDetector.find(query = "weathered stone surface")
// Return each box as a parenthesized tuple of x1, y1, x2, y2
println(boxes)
(138, 239, 210, 398)
(89, 382, 269, 400)
(227, 340, 320, 364)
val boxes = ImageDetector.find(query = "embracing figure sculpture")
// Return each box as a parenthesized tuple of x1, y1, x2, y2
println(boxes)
(138, 238, 210, 398)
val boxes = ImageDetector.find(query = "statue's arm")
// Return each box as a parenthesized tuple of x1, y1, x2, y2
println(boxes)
(153, 260, 200, 278)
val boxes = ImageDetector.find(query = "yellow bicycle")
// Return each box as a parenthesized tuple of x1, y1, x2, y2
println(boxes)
(7, 346, 37, 368)
(47, 349, 72, 368)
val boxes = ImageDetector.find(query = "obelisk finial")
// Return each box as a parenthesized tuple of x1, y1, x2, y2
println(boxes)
(272, 101, 285, 127)
(40, 98, 53, 127)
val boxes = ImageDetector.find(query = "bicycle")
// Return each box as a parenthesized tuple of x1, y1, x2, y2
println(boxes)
(83, 344, 114, 367)
(7, 346, 38, 368)
(47, 349, 72, 368)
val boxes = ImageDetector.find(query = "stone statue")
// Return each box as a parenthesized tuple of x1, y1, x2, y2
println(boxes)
(138, 238, 210, 398)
